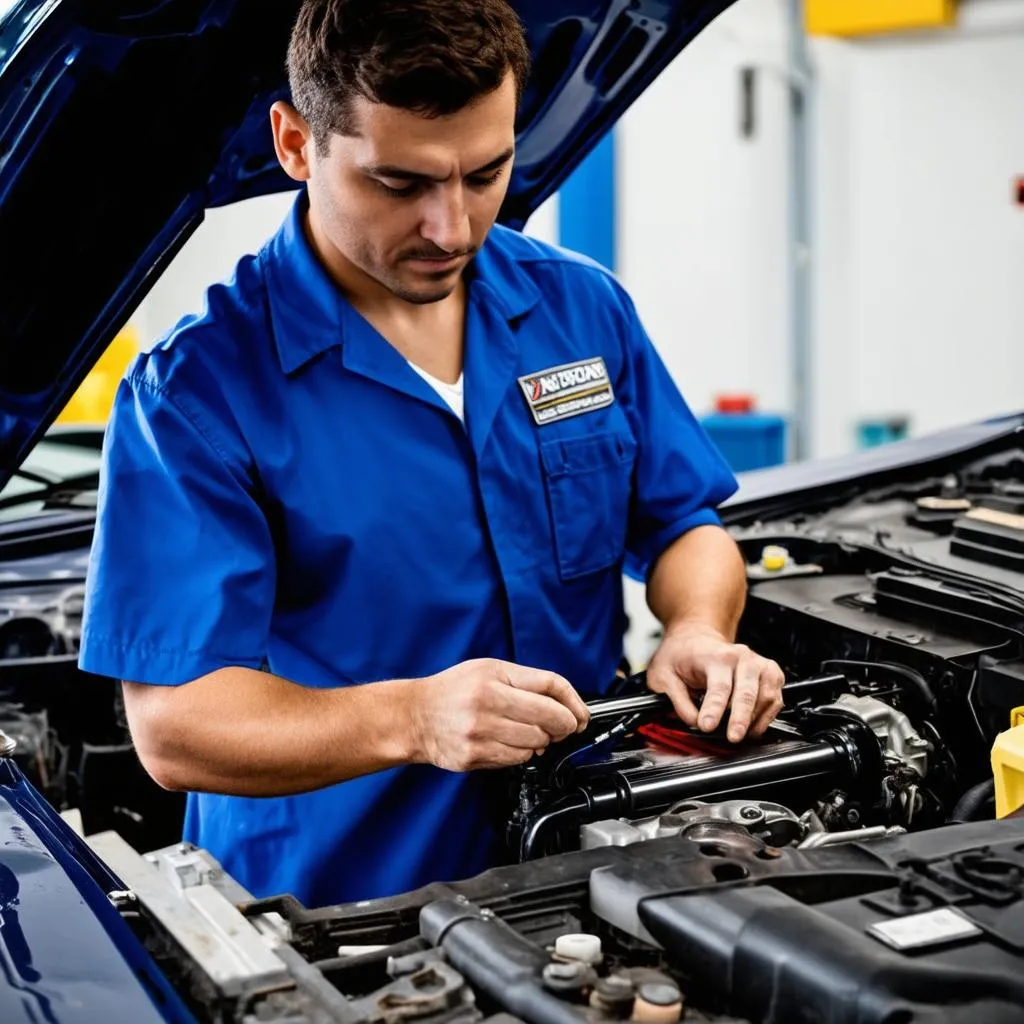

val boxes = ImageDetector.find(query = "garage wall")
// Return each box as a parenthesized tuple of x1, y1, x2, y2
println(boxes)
(618, 0, 1024, 460)
(810, 1, 1024, 456)
(617, 0, 793, 426)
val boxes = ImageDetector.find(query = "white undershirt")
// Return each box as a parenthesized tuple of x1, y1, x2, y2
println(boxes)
(408, 361, 465, 423)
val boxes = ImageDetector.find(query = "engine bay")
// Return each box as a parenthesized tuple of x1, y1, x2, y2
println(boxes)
(3, 429, 1024, 1022)
(497, 438, 1024, 868)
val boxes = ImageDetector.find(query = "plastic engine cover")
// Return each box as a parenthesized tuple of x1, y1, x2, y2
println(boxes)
(589, 818, 1024, 1023)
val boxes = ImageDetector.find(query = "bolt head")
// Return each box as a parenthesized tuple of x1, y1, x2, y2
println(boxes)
(638, 982, 681, 1007)
(740, 806, 762, 820)
(545, 962, 581, 981)
(598, 975, 633, 993)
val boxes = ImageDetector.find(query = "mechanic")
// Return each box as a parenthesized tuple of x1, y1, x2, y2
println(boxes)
(79, 0, 785, 907)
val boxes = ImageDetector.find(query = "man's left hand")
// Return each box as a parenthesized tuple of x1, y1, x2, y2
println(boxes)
(646, 623, 785, 743)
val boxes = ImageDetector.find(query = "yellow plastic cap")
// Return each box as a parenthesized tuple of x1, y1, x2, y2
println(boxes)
(760, 545, 789, 572)
(992, 723, 1024, 818)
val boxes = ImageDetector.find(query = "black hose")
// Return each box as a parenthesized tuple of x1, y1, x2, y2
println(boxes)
(949, 778, 995, 823)
(820, 659, 937, 713)
(420, 900, 588, 1024)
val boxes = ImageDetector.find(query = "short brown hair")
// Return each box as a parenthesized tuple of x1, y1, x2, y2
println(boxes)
(287, 0, 531, 151)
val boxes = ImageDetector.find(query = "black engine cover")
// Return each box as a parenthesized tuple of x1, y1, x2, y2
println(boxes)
(596, 818, 1024, 1023)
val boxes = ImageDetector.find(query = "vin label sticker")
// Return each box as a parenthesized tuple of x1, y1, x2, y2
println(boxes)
(866, 908, 982, 951)
(517, 357, 614, 426)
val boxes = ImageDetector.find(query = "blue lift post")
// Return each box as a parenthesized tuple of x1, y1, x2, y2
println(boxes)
(557, 131, 616, 272)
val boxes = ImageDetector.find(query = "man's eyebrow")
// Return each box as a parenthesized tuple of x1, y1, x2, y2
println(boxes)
(364, 146, 515, 182)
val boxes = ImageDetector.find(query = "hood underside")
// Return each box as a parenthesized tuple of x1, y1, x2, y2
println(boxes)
(0, 0, 734, 483)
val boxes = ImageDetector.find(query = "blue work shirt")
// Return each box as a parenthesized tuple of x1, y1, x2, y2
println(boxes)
(80, 192, 737, 908)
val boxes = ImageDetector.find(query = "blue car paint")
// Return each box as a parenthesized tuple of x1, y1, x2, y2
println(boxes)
(0, 759, 195, 1023)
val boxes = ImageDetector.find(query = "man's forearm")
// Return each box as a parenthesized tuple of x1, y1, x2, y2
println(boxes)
(124, 668, 419, 797)
(646, 524, 747, 640)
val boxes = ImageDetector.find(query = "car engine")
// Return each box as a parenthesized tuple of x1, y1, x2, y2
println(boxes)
(79, 431, 1024, 1023)
(500, 439, 1024, 865)
(5, 428, 1024, 1022)
(91, 809, 1024, 1024)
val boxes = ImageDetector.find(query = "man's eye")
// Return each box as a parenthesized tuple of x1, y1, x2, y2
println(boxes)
(467, 168, 505, 189)
(376, 180, 419, 198)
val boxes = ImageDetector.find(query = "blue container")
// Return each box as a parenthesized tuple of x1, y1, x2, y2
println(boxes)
(701, 412, 787, 473)
(857, 418, 909, 450)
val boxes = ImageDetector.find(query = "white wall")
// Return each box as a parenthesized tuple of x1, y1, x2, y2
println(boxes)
(618, 0, 793, 422)
(618, 0, 1024, 460)
(810, 2, 1024, 455)
(132, 192, 296, 347)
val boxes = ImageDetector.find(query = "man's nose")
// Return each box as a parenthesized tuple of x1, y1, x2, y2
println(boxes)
(419, 186, 472, 253)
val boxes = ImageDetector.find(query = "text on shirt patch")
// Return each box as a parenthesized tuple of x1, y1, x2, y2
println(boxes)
(517, 357, 614, 426)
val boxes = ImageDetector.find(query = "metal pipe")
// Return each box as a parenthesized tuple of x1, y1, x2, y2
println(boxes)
(797, 825, 904, 849)
(521, 735, 851, 859)
(610, 737, 846, 813)
(519, 792, 592, 861)
(786, 0, 814, 459)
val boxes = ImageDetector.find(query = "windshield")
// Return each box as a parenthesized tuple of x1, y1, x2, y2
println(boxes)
(0, 432, 102, 523)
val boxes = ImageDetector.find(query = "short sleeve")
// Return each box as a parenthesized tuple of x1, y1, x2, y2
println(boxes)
(611, 286, 739, 580)
(79, 373, 275, 685)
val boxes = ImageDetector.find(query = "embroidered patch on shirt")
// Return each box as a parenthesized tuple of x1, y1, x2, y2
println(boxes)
(517, 357, 614, 426)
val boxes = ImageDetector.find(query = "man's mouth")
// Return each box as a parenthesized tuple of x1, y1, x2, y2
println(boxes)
(402, 250, 474, 271)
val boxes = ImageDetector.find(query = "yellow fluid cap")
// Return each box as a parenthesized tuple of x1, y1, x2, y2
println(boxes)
(760, 545, 789, 572)
(992, 722, 1024, 819)
(1013, 706, 1024, 729)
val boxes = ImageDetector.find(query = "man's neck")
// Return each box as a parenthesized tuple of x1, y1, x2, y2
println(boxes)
(363, 283, 466, 385)
(303, 209, 466, 385)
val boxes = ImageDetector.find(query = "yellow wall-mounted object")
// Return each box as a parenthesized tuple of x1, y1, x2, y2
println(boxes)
(56, 326, 140, 426)
(992, 718, 1024, 818)
(805, 0, 956, 38)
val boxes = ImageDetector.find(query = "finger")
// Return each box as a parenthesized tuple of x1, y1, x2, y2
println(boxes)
(502, 664, 590, 732)
(487, 717, 551, 751)
(646, 663, 699, 726)
(749, 663, 786, 738)
(698, 662, 734, 732)
(749, 693, 785, 738)
(726, 653, 763, 743)
(495, 684, 580, 741)
(468, 743, 537, 770)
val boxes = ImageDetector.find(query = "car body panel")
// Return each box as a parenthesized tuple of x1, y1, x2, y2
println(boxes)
(0, 759, 194, 1023)
(725, 415, 1024, 521)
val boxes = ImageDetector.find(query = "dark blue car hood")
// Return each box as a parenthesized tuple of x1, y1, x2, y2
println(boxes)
(0, 0, 734, 484)
(0, 759, 193, 1023)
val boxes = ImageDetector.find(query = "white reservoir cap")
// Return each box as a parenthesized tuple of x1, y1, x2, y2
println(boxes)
(554, 933, 603, 964)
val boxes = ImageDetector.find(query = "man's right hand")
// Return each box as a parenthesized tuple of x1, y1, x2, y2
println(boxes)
(411, 659, 590, 772)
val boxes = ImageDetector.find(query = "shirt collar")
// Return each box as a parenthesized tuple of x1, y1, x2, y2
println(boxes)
(263, 192, 542, 376)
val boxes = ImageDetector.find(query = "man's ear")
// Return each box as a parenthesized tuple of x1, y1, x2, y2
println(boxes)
(270, 101, 314, 182)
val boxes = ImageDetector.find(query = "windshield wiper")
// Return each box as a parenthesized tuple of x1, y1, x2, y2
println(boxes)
(0, 475, 99, 513)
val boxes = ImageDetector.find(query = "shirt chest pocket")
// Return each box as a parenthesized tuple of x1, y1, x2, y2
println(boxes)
(539, 429, 638, 581)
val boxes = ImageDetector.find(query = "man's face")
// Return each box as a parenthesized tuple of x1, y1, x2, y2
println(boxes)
(303, 74, 516, 304)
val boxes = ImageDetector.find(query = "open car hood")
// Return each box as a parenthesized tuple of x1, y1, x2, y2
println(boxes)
(0, 0, 734, 483)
